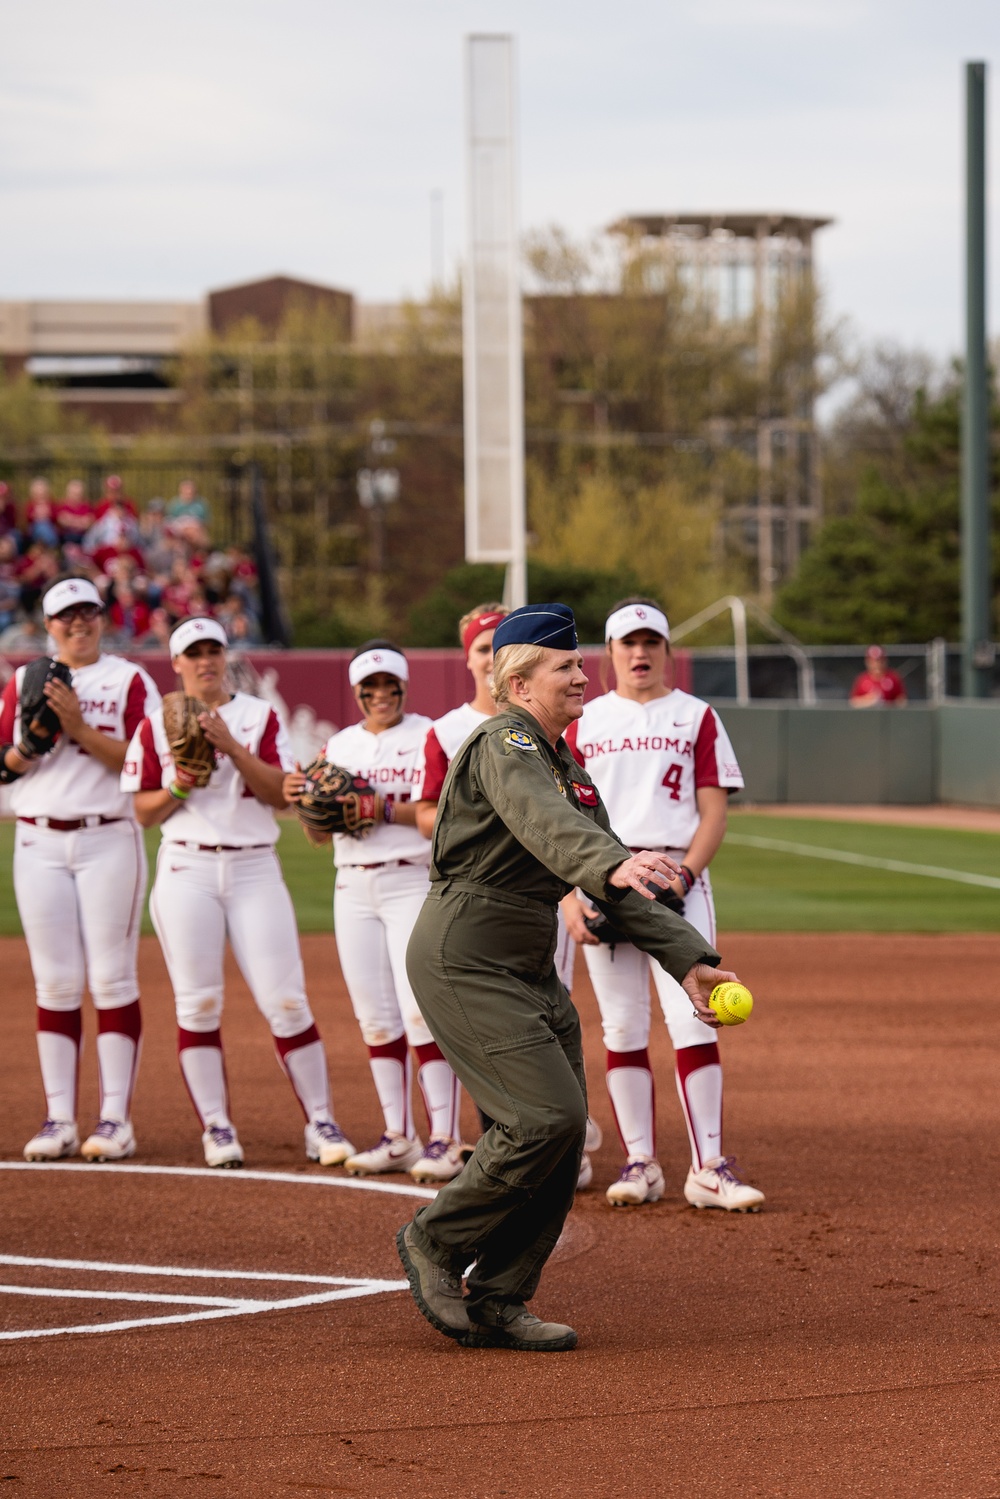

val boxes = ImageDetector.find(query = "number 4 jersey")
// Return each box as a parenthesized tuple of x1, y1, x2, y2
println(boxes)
(565, 688, 743, 851)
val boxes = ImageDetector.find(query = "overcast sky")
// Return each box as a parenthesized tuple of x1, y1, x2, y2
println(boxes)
(2, 1, 998, 364)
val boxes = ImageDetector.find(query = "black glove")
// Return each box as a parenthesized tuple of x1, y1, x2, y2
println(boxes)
(17, 657, 72, 759)
(583, 882, 686, 946)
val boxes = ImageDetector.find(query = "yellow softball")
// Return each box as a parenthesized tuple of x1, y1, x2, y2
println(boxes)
(709, 981, 754, 1026)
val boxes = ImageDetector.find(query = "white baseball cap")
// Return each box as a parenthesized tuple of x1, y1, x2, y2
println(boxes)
(42, 578, 103, 618)
(348, 647, 408, 686)
(605, 603, 670, 642)
(169, 617, 228, 656)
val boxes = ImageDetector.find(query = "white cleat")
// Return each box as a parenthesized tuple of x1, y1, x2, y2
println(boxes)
(584, 1117, 603, 1153)
(304, 1120, 355, 1166)
(684, 1156, 765, 1213)
(345, 1131, 423, 1177)
(81, 1119, 136, 1163)
(23, 1119, 79, 1162)
(202, 1123, 244, 1169)
(409, 1137, 469, 1183)
(606, 1157, 665, 1207)
(576, 1153, 594, 1192)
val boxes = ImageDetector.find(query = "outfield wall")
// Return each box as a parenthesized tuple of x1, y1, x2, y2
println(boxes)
(0, 648, 994, 809)
(724, 703, 1000, 808)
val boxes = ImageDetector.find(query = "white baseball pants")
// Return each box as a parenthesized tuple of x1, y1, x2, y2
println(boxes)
(583, 868, 719, 1053)
(150, 844, 314, 1036)
(14, 819, 146, 1010)
(333, 862, 433, 1047)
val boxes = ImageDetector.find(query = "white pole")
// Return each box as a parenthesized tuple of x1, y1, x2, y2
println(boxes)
(463, 34, 526, 608)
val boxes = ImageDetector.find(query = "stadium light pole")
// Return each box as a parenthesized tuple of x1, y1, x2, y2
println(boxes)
(961, 61, 993, 698)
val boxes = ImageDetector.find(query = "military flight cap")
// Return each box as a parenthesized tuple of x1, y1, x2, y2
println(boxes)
(491, 603, 578, 653)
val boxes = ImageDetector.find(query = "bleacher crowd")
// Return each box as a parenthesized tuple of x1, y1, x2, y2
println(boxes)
(0, 475, 262, 655)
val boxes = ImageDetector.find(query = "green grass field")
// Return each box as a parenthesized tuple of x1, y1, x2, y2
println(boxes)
(715, 812, 1000, 932)
(0, 811, 997, 937)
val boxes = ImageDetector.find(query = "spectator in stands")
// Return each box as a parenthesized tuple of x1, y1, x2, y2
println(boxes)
(53, 479, 95, 545)
(0, 483, 18, 538)
(85, 492, 141, 554)
(0, 536, 22, 631)
(15, 543, 61, 610)
(91, 531, 145, 580)
(133, 606, 173, 652)
(106, 581, 152, 644)
(96, 473, 138, 519)
(850, 646, 908, 708)
(24, 493, 59, 550)
(166, 477, 209, 526)
(0, 612, 47, 656)
(217, 592, 262, 647)
(25, 478, 54, 531)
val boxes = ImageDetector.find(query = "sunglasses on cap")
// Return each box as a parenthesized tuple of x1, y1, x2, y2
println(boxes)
(53, 602, 102, 624)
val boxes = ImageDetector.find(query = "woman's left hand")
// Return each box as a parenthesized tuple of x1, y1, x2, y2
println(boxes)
(608, 850, 683, 899)
(681, 963, 741, 1028)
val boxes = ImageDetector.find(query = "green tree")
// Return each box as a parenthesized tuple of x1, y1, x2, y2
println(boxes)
(406, 560, 651, 646)
(775, 373, 1000, 643)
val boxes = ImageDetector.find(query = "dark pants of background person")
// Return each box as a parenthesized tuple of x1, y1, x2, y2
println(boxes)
(405, 880, 588, 1320)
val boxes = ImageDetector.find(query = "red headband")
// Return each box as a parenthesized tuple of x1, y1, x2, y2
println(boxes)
(462, 611, 506, 655)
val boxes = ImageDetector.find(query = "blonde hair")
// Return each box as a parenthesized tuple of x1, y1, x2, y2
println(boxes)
(458, 600, 508, 644)
(491, 643, 547, 705)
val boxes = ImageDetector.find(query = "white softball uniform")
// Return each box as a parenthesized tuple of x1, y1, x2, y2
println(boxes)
(324, 714, 432, 1048)
(122, 692, 312, 1037)
(567, 689, 743, 1052)
(1, 655, 159, 1011)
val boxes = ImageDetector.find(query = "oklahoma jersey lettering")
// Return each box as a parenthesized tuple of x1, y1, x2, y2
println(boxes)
(121, 692, 289, 847)
(566, 688, 743, 849)
(323, 713, 431, 868)
(416, 702, 490, 803)
(0, 654, 160, 819)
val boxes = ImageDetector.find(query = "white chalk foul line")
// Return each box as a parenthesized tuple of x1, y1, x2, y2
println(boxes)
(726, 832, 1000, 891)
(0, 1159, 436, 1198)
(0, 1163, 425, 1342)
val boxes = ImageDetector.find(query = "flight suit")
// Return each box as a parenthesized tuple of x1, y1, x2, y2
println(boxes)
(405, 705, 720, 1320)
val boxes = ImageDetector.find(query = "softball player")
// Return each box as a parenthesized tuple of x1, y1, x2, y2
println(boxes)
(563, 599, 764, 1211)
(413, 603, 602, 1189)
(0, 576, 160, 1163)
(122, 617, 351, 1170)
(290, 640, 464, 1183)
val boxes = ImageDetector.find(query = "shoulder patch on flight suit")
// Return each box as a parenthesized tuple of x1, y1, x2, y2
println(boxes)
(502, 728, 539, 752)
(571, 781, 598, 807)
(552, 766, 568, 797)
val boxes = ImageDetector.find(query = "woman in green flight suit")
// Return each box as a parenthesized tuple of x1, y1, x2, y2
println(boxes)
(397, 603, 742, 1352)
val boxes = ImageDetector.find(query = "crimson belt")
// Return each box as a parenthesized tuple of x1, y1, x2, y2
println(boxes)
(18, 816, 124, 832)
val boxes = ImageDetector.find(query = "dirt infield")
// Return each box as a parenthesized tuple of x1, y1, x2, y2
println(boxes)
(3, 931, 1000, 1498)
(736, 802, 1000, 833)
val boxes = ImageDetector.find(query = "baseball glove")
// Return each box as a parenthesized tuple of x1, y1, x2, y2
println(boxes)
(162, 691, 216, 789)
(294, 757, 380, 846)
(583, 883, 685, 945)
(17, 656, 73, 759)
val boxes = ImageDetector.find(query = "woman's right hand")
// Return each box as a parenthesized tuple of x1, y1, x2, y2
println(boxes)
(560, 892, 601, 946)
(282, 763, 307, 803)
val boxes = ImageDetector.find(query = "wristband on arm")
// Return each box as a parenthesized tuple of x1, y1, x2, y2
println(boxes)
(0, 746, 26, 784)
